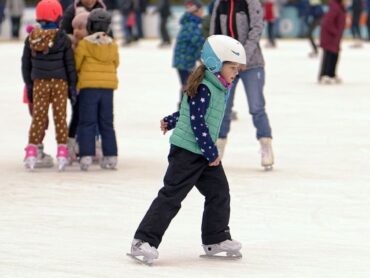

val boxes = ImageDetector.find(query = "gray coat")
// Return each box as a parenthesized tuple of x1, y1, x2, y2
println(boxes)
(210, 0, 265, 69)
(5, 0, 25, 17)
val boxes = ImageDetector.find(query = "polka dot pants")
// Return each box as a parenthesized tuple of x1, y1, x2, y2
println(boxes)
(29, 79, 68, 145)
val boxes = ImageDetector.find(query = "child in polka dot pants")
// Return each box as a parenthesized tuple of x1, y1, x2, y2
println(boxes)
(21, 0, 77, 171)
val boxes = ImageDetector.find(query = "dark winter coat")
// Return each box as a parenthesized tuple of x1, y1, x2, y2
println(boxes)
(320, 0, 346, 53)
(21, 29, 77, 89)
(173, 13, 205, 70)
(61, 0, 106, 34)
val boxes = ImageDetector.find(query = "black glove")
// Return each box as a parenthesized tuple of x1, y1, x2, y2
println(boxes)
(26, 84, 33, 104)
(68, 88, 78, 106)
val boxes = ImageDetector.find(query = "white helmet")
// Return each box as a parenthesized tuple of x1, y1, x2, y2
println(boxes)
(201, 35, 246, 73)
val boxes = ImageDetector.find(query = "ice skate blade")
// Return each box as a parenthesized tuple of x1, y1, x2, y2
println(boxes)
(200, 253, 242, 260)
(126, 253, 154, 266)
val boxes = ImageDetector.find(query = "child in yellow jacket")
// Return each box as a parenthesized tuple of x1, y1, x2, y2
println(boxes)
(74, 8, 119, 171)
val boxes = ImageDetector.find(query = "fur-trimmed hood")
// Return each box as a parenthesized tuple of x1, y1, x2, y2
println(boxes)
(74, 0, 106, 11)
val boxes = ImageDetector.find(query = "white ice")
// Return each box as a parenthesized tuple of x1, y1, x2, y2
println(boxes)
(0, 40, 370, 278)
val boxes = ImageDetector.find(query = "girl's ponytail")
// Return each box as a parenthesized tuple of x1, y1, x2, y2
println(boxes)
(185, 65, 206, 97)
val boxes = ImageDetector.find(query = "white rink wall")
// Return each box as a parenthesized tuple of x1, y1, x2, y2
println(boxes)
(0, 40, 370, 278)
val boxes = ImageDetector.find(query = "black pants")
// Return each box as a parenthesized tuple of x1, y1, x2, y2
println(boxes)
(307, 17, 321, 54)
(68, 97, 79, 138)
(351, 12, 362, 39)
(159, 15, 170, 43)
(366, 15, 370, 40)
(319, 50, 339, 79)
(267, 21, 275, 46)
(11, 16, 21, 39)
(135, 145, 232, 248)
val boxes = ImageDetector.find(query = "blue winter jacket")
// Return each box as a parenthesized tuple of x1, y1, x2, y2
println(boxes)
(173, 12, 205, 71)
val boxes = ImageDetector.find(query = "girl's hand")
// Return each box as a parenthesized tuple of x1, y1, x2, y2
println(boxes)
(160, 119, 168, 135)
(209, 156, 221, 166)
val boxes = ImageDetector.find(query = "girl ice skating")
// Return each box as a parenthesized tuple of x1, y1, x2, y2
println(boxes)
(128, 35, 246, 265)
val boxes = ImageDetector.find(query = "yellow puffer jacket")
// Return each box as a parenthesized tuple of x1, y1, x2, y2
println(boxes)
(75, 32, 119, 90)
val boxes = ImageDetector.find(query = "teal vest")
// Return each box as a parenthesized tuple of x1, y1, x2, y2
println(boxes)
(170, 70, 228, 155)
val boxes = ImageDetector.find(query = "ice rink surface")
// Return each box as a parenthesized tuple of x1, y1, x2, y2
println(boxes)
(0, 39, 369, 278)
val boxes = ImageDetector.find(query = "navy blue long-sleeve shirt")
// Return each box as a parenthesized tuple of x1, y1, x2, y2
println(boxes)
(163, 84, 219, 162)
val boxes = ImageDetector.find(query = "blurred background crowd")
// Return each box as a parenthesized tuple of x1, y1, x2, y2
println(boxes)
(0, 0, 369, 45)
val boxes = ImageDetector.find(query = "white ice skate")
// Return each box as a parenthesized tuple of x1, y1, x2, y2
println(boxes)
(80, 156, 93, 171)
(93, 137, 102, 164)
(100, 156, 117, 170)
(200, 239, 242, 260)
(67, 137, 78, 165)
(35, 144, 54, 168)
(57, 144, 69, 171)
(127, 239, 159, 266)
(260, 137, 274, 171)
(24, 144, 38, 170)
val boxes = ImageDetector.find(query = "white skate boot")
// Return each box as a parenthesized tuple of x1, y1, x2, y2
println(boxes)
(100, 156, 117, 170)
(67, 137, 78, 165)
(93, 137, 102, 164)
(35, 144, 54, 168)
(201, 239, 242, 259)
(57, 144, 69, 171)
(216, 138, 227, 159)
(127, 239, 159, 266)
(80, 156, 93, 171)
(259, 137, 274, 171)
(24, 144, 38, 170)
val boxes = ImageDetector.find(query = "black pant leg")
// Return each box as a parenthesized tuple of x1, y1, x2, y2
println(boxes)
(308, 17, 321, 53)
(195, 163, 232, 245)
(319, 50, 329, 79)
(68, 97, 79, 138)
(11, 16, 21, 38)
(327, 51, 339, 77)
(134, 146, 208, 248)
(160, 15, 170, 43)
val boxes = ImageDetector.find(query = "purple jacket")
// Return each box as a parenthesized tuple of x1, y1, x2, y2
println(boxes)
(320, 0, 346, 53)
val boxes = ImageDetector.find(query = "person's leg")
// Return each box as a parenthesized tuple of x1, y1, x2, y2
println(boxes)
(240, 68, 272, 139)
(160, 15, 170, 43)
(50, 79, 68, 145)
(308, 18, 320, 54)
(195, 163, 231, 245)
(367, 13, 370, 40)
(319, 49, 329, 79)
(135, 11, 144, 39)
(11, 16, 21, 38)
(68, 96, 79, 138)
(330, 52, 339, 78)
(218, 77, 240, 139)
(134, 146, 208, 248)
(77, 89, 99, 156)
(267, 22, 274, 46)
(122, 15, 132, 44)
(98, 89, 117, 156)
(28, 80, 51, 145)
(326, 50, 336, 78)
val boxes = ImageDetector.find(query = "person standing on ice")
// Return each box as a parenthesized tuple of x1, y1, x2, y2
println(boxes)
(318, 0, 346, 84)
(74, 8, 119, 171)
(128, 35, 246, 265)
(172, 0, 205, 108)
(210, 0, 275, 170)
(22, 0, 77, 171)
